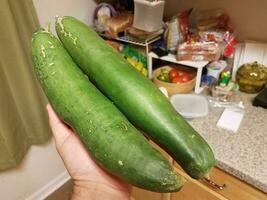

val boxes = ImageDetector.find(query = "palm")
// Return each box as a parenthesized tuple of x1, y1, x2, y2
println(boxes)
(47, 104, 130, 199)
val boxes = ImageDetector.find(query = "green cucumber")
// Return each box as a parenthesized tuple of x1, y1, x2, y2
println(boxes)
(56, 16, 216, 179)
(31, 30, 184, 192)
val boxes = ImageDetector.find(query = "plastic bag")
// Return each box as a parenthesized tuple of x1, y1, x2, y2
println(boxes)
(176, 41, 222, 61)
(193, 9, 237, 57)
(121, 45, 148, 76)
(194, 9, 234, 32)
(208, 96, 245, 110)
(165, 8, 193, 53)
(93, 3, 117, 33)
(105, 12, 133, 37)
(206, 81, 244, 110)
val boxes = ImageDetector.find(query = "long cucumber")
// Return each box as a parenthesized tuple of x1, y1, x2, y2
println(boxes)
(31, 30, 184, 192)
(56, 16, 216, 179)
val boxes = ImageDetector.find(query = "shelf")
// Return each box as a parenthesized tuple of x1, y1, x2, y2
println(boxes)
(98, 32, 162, 74)
(148, 52, 209, 94)
(99, 33, 161, 47)
(149, 52, 209, 69)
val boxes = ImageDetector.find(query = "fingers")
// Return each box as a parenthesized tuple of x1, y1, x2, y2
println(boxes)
(46, 104, 60, 124)
(46, 104, 89, 157)
(46, 104, 73, 147)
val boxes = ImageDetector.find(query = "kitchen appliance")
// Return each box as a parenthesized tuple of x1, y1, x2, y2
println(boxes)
(253, 87, 267, 109)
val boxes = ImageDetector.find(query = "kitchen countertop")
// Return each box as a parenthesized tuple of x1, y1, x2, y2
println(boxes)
(187, 92, 267, 193)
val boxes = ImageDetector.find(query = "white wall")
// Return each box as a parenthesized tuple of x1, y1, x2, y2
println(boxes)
(164, 0, 267, 42)
(0, 1, 96, 199)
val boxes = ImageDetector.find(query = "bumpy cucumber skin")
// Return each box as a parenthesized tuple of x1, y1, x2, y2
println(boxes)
(31, 30, 184, 192)
(56, 16, 216, 179)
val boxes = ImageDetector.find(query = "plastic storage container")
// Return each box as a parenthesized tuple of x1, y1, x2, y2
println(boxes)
(170, 94, 209, 118)
(133, 0, 165, 32)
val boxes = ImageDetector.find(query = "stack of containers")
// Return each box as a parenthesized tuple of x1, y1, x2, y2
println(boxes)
(133, 0, 165, 32)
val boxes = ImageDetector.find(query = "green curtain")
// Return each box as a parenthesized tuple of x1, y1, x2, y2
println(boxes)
(0, 0, 51, 170)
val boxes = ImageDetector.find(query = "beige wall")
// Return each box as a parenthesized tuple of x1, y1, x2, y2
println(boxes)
(164, 0, 267, 42)
(0, 142, 67, 200)
(34, 0, 97, 33)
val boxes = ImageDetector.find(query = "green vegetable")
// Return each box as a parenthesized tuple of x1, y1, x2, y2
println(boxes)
(157, 74, 169, 82)
(31, 30, 184, 192)
(158, 68, 170, 82)
(161, 68, 169, 74)
(157, 74, 167, 82)
(55, 16, 216, 179)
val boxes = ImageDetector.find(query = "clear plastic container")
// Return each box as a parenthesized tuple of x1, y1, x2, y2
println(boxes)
(133, 0, 165, 32)
(170, 94, 209, 118)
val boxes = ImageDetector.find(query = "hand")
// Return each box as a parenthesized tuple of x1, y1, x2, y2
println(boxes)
(46, 104, 131, 200)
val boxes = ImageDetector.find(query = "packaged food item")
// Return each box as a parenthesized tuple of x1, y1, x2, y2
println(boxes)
(193, 9, 237, 57)
(210, 82, 240, 103)
(176, 41, 221, 61)
(105, 12, 133, 37)
(126, 27, 164, 40)
(93, 3, 117, 33)
(105, 40, 121, 51)
(95, 0, 134, 9)
(198, 30, 227, 43)
(165, 9, 193, 53)
(207, 60, 227, 79)
(222, 32, 237, 57)
(121, 45, 148, 76)
(219, 71, 231, 87)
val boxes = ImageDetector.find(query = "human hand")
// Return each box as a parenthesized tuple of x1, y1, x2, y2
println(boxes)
(46, 104, 131, 200)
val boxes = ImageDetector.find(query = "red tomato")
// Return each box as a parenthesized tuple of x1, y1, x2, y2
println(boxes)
(171, 76, 182, 83)
(181, 73, 191, 82)
(177, 70, 185, 77)
(169, 68, 179, 80)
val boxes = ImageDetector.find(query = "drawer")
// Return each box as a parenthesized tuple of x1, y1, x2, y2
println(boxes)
(149, 141, 173, 162)
(201, 167, 267, 200)
(174, 162, 267, 200)
(131, 187, 170, 200)
(131, 142, 267, 200)
(173, 164, 227, 200)
(171, 180, 222, 200)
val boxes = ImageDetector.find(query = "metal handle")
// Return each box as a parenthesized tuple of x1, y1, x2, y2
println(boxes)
(204, 178, 226, 190)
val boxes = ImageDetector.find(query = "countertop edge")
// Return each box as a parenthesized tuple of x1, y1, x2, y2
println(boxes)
(216, 160, 267, 193)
